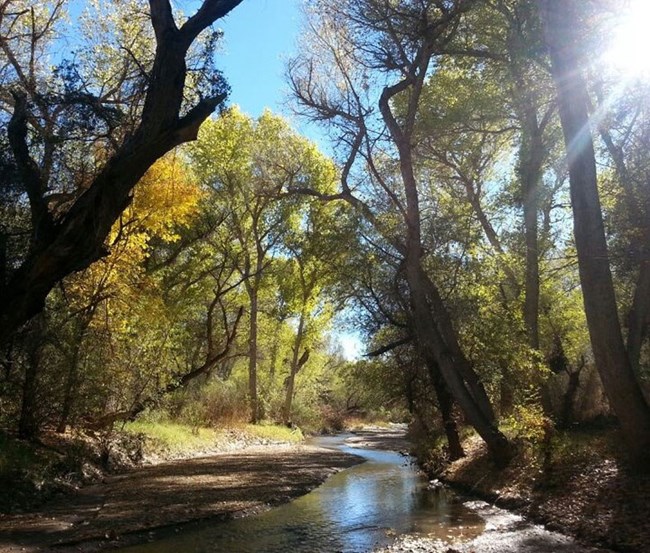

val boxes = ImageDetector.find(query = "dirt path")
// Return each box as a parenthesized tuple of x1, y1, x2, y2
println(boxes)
(0, 443, 362, 552)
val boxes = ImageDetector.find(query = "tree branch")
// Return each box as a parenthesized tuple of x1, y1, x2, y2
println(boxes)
(180, 0, 245, 45)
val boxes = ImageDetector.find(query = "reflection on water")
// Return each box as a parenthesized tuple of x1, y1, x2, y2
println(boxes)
(117, 435, 484, 553)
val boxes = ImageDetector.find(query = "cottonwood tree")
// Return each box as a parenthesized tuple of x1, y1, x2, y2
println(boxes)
(279, 192, 351, 425)
(190, 109, 341, 423)
(290, 0, 513, 465)
(0, 0, 244, 344)
(411, 3, 568, 414)
(538, 0, 650, 467)
(444, 0, 559, 352)
(590, 72, 650, 373)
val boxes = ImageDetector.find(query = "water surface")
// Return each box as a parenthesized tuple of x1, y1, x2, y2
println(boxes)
(117, 434, 484, 552)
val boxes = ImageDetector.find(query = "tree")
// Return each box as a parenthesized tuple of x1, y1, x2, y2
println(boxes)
(0, 0, 244, 344)
(279, 196, 347, 425)
(537, 0, 650, 467)
(411, 2, 564, 414)
(290, 0, 513, 465)
(190, 108, 341, 423)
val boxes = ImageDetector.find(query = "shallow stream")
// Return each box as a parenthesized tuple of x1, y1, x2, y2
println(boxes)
(116, 434, 484, 552)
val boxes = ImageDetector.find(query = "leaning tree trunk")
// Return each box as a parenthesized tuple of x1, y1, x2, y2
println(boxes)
(406, 255, 512, 466)
(379, 70, 512, 466)
(421, 270, 497, 424)
(539, 0, 650, 467)
(425, 358, 464, 460)
(0, 0, 243, 345)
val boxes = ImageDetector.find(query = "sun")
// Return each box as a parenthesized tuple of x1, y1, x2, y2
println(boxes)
(603, 0, 650, 79)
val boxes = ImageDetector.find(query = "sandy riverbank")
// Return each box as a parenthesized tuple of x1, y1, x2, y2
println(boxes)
(0, 441, 363, 552)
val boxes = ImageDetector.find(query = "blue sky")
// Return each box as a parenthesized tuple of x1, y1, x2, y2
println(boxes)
(68, 0, 303, 119)
(216, 0, 331, 152)
(217, 0, 302, 118)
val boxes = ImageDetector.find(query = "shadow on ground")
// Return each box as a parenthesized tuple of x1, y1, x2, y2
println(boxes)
(0, 444, 362, 552)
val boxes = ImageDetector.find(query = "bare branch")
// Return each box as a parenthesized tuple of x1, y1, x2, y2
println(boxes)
(366, 335, 412, 357)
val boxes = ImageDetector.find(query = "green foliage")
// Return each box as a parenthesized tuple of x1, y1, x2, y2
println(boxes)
(505, 402, 551, 444)
(123, 421, 220, 454)
(327, 358, 409, 422)
(242, 423, 303, 443)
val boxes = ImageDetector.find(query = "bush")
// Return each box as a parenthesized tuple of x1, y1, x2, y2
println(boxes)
(506, 403, 551, 444)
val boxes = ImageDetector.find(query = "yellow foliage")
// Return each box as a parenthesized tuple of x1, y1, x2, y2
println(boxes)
(63, 152, 202, 317)
(506, 403, 551, 444)
(127, 153, 203, 242)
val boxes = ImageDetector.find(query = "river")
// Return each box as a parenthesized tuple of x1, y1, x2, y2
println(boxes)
(114, 433, 485, 553)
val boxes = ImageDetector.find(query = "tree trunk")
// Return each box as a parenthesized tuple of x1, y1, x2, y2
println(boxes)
(247, 284, 259, 424)
(425, 359, 464, 461)
(595, 96, 650, 371)
(407, 256, 512, 466)
(379, 76, 511, 466)
(539, 0, 650, 467)
(520, 126, 543, 351)
(628, 261, 650, 370)
(56, 346, 81, 434)
(269, 316, 284, 380)
(283, 310, 306, 425)
(18, 353, 39, 440)
(420, 271, 497, 424)
(507, 20, 548, 352)
(559, 360, 585, 429)
(18, 319, 44, 439)
(464, 182, 519, 297)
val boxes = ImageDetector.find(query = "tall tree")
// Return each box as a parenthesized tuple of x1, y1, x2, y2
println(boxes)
(290, 0, 512, 465)
(538, 0, 650, 466)
(0, 0, 244, 343)
(279, 197, 346, 425)
(191, 108, 339, 423)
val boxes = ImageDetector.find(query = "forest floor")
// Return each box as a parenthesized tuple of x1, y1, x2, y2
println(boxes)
(0, 428, 362, 552)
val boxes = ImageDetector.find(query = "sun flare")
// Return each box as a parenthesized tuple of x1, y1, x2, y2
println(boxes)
(603, 0, 650, 79)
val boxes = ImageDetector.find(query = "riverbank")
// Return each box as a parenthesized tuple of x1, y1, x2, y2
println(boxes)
(0, 421, 365, 552)
(404, 427, 648, 553)
(0, 440, 363, 552)
(0, 421, 305, 515)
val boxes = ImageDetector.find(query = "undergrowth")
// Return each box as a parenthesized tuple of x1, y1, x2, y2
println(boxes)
(240, 422, 303, 443)
(123, 420, 220, 455)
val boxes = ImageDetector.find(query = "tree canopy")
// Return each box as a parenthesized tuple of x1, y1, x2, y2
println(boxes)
(2, 0, 650, 475)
